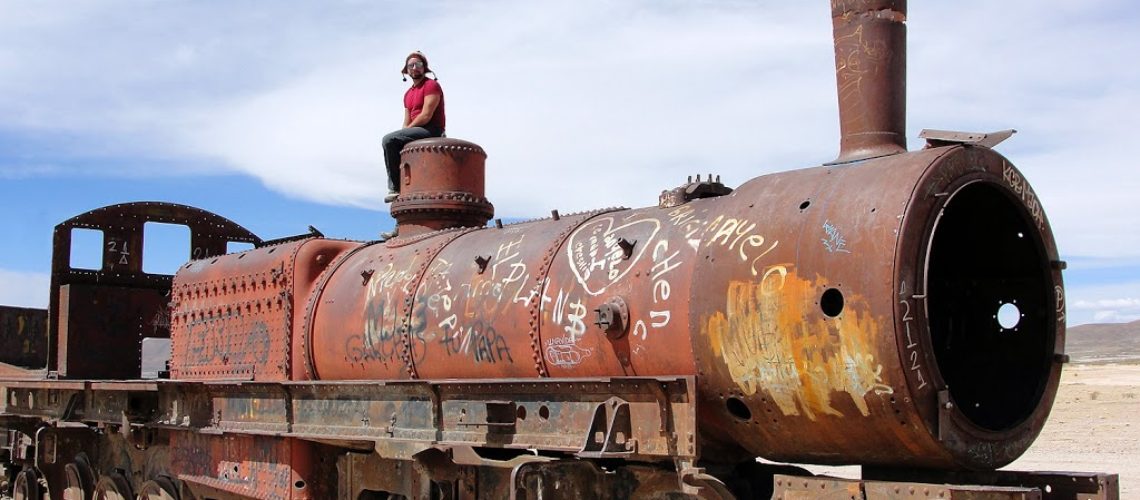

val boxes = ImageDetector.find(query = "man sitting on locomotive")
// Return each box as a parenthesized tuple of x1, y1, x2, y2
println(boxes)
(382, 51, 446, 204)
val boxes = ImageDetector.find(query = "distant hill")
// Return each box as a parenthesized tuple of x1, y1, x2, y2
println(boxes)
(1066, 320, 1140, 363)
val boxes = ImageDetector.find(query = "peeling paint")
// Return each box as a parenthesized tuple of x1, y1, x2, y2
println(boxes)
(705, 268, 892, 420)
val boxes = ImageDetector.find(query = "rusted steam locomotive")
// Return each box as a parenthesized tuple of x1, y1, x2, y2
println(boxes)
(0, 1, 1120, 499)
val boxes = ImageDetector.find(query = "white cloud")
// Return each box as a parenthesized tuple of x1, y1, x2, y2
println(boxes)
(0, 269, 49, 309)
(0, 0, 1137, 256)
(1092, 310, 1140, 323)
(1073, 298, 1140, 310)
(0, 163, 63, 179)
(1065, 281, 1140, 326)
(171, 1, 836, 213)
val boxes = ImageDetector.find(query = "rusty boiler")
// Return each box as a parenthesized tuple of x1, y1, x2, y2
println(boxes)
(170, 0, 1063, 472)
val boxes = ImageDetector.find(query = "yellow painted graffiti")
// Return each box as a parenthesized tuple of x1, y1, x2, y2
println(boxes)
(705, 267, 892, 420)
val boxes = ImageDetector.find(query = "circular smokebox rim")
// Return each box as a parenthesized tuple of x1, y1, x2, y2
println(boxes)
(917, 174, 1061, 441)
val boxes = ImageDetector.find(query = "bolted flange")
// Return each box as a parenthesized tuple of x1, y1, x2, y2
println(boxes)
(593, 296, 630, 340)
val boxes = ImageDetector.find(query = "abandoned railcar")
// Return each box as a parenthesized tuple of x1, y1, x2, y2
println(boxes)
(0, 1, 1119, 499)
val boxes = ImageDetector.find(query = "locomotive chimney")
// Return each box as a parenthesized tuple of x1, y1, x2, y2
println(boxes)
(388, 138, 495, 237)
(830, 0, 908, 163)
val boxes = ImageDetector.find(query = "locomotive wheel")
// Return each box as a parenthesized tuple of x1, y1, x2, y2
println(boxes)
(12, 468, 43, 500)
(137, 476, 180, 500)
(93, 472, 133, 500)
(682, 471, 734, 500)
(63, 453, 97, 500)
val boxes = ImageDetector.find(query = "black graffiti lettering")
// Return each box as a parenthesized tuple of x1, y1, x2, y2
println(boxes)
(183, 318, 272, 367)
(437, 321, 513, 364)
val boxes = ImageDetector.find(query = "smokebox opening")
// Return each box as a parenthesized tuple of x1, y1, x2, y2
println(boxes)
(926, 182, 1054, 432)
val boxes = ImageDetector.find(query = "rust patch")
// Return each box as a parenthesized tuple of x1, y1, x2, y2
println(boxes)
(0, 306, 47, 368)
(705, 267, 892, 420)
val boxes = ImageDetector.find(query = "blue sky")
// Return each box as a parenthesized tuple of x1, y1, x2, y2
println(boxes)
(1, 1, 1137, 325)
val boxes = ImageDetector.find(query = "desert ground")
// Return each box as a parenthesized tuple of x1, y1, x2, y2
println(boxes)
(803, 362, 1140, 498)
(1005, 362, 1140, 498)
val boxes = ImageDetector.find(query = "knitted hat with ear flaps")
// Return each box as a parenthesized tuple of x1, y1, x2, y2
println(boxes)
(401, 51, 429, 75)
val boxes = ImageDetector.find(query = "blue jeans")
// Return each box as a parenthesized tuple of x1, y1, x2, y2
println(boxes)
(382, 126, 443, 192)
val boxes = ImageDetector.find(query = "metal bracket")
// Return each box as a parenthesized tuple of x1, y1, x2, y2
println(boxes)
(680, 465, 734, 499)
(616, 238, 636, 260)
(658, 175, 734, 208)
(474, 255, 491, 274)
(578, 398, 635, 457)
(920, 129, 1016, 149)
(454, 401, 517, 433)
(937, 389, 954, 442)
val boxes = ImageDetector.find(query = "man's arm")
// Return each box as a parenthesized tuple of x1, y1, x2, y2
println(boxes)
(406, 93, 440, 128)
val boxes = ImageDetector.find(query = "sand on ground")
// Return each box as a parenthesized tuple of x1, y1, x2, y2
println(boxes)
(801, 362, 1139, 498)
(1004, 362, 1140, 498)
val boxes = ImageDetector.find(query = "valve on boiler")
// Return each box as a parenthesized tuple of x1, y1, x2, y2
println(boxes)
(593, 296, 630, 340)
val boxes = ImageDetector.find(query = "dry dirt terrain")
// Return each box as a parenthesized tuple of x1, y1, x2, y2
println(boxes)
(1005, 362, 1140, 498)
(801, 362, 1139, 498)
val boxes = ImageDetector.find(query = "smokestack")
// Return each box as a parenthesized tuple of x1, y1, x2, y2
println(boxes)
(830, 0, 908, 163)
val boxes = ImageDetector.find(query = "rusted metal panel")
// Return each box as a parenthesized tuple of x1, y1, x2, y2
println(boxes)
(685, 145, 1062, 469)
(171, 239, 358, 381)
(896, 146, 1066, 468)
(302, 146, 1063, 470)
(88, 381, 158, 391)
(690, 148, 942, 466)
(434, 377, 697, 460)
(171, 432, 315, 500)
(772, 474, 862, 499)
(864, 469, 1120, 500)
(511, 460, 609, 499)
(772, 475, 1048, 500)
(209, 384, 291, 435)
(288, 381, 437, 448)
(288, 239, 361, 381)
(90, 390, 158, 425)
(57, 283, 168, 379)
(148, 377, 698, 463)
(540, 206, 699, 379)
(390, 138, 495, 237)
(920, 128, 1017, 149)
(339, 451, 435, 499)
(1, 386, 83, 420)
(308, 232, 474, 380)
(830, 0, 908, 162)
(410, 209, 624, 379)
(0, 306, 47, 369)
(864, 480, 1042, 499)
(47, 202, 263, 374)
(0, 381, 170, 427)
(207, 377, 689, 463)
(171, 243, 298, 381)
(33, 426, 96, 500)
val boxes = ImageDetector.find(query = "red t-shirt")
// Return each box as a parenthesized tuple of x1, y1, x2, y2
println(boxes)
(404, 78, 445, 131)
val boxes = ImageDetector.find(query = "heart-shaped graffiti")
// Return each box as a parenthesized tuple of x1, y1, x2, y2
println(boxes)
(566, 215, 661, 296)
